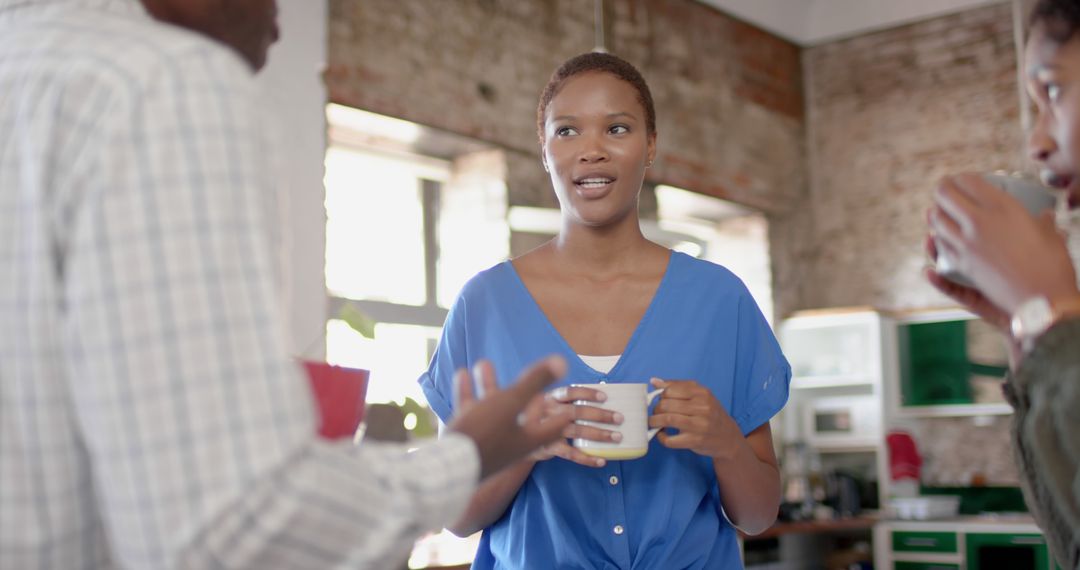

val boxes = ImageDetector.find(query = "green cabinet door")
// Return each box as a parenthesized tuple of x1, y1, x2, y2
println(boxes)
(965, 532, 1050, 570)
(894, 563, 961, 570)
(893, 531, 959, 554)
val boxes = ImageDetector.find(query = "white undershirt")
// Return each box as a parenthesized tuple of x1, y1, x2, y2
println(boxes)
(578, 354, 622, 374)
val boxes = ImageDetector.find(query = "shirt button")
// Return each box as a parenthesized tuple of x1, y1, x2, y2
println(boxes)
(613, 525, 624, 535)
(609, 475, 619, 485)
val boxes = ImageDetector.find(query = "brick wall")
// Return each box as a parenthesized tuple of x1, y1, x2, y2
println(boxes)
(326, 0, 805, 215)
(775, 3, 1022, 317)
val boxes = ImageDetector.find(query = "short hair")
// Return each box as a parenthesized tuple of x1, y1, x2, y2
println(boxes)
(1030, 0, 1080, 44)
(536, 52, 656, 144)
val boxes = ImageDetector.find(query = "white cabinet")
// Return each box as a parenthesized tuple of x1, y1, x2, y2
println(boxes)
(777, 308, 897, 508)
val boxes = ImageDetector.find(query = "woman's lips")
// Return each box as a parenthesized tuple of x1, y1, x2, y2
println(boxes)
(575, 177, 615, 199)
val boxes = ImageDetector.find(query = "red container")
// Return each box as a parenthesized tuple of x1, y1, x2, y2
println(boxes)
(301, 361, 369, 440)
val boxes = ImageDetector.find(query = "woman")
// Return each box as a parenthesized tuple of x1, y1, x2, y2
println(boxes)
(926, 1, 1080, 567)
(420, 52, 790, 569)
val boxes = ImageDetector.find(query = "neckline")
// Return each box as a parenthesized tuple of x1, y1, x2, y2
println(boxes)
(504, 250, 679, 379)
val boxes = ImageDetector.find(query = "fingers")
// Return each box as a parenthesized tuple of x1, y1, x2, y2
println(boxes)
(473, 360, 497, 400)
(567, 404, 621, 425)
(544, 441, 607, 467)
(924, 215, 940, 261)
(452, 367, 474, 410)
(652, 378, 703, 400)
(649, 412, 704, 432)
(928, 202, 966, 253)
(549, 385, 607, 404)
(933, 177, 977, 238)
(657, 431, 697, 450)
(564, 422, 622, 443)
(653, 398, 705, 416)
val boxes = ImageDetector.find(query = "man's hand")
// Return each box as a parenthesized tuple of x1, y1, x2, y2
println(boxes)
(448, 356, 573, 480)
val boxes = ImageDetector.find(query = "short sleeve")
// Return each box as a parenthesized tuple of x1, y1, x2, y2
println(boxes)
(730, 292, 791, 435)
(418, 295, 469, 423)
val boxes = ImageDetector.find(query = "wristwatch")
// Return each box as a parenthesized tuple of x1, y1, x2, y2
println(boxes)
(1010, 295, 1080, 350)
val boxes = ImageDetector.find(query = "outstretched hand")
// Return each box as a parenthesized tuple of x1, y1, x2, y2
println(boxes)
(448, 356, 572, 480)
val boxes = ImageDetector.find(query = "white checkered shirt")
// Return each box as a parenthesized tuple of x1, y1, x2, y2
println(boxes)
(0, 1, 479, 568)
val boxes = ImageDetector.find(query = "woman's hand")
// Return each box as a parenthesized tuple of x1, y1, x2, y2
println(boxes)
(648, 378, 743, 462)
(923, 231, 1011, 333)
(530, 385, 623, 468)
(928, 173, 1078, 316)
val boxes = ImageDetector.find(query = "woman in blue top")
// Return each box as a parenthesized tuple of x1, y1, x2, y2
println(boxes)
(419, 52, 791, 569)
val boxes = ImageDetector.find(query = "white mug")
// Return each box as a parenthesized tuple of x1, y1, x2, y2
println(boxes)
(936, 172, 1057, 287)
(571, 382, 665, 460)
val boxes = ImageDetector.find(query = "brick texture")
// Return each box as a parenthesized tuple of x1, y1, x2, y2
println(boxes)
(326, 0, 805, 214)
(774, 3, 1023, 317)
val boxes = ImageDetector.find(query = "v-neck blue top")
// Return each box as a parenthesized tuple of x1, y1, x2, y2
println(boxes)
(419, 251, 791, 570)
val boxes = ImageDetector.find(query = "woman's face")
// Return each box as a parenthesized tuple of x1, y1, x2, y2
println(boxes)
(541, 71, 656, 229)
(1026, 24, 1080, 205)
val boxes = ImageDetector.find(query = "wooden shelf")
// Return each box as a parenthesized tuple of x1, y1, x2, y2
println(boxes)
(744, 515, 879, 541)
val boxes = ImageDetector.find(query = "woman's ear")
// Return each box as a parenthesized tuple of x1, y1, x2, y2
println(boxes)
(646, 132, 657, 167)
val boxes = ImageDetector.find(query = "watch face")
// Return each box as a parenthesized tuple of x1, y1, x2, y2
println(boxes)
(1012, 297, 1053, 340)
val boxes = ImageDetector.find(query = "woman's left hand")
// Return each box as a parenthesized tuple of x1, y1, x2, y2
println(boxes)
(648, 378, 743, 461)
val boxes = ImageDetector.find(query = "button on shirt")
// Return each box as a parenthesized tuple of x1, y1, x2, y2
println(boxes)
(0, 1, 478, 568)
(420, 252, 791, 569)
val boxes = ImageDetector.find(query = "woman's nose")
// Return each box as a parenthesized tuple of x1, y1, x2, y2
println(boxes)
(578, 135, 609, 163)
(1027, 113, 1055, 163)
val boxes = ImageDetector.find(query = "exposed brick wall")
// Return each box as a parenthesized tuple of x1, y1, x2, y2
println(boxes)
(774, 3, 1022, 318)
(326, 0, 804, 214)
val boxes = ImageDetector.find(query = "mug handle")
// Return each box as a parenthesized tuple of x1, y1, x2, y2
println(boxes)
(646, 388, 665, 440)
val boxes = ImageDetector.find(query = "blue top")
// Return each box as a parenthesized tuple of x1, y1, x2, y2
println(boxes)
(419, 251, 791, 570)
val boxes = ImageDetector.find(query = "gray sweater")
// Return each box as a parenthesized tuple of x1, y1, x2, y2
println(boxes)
(1006, 318, 1080, 570)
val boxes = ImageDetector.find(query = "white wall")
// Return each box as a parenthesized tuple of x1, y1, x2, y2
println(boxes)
(258, 0, 329, 358)
(700, 0, 1006, 45)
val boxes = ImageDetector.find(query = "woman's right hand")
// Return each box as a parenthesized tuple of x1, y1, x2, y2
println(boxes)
(923, 233, 1011, 333)
(531, 385, 623, 468)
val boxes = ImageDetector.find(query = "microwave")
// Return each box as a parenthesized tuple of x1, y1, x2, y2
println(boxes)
(801, 395, 881, 447)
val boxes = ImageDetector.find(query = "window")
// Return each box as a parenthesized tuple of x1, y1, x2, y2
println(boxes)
(322, 104, 508, 416)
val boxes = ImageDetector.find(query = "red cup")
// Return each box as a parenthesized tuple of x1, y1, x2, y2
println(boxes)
(300, 361, 369, 440)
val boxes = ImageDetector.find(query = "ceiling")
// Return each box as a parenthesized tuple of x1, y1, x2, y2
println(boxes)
(697, 0, 1010, 46)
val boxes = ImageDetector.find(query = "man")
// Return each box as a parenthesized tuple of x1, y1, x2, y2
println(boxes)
(0, 0, 570, 568)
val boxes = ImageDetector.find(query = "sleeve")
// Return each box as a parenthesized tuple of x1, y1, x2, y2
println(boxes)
(418, 293, 470, 423)
(1012, 318, 1080, 565)
(730, 290, 792, 435)
(64, 44, 477, 569)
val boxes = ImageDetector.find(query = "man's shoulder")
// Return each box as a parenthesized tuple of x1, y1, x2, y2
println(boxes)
(2, 7, 252, 99)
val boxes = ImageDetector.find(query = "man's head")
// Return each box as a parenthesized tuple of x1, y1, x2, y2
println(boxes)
(140, 0, 279, 71)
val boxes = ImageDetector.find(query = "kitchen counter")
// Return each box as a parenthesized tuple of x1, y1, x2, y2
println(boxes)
(882, 512, 1040, 533)
(744, 515, 879, 540)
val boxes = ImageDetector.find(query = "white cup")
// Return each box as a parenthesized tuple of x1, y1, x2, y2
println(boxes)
(936, 172, 1057, 287)
(571, 382, 665, 460)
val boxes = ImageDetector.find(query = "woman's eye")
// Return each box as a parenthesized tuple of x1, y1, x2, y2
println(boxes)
(555, 126, 577, 137)
(609, 125, 629, 135)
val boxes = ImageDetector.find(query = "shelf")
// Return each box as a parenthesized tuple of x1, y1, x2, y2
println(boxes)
(896, 403, 1012, 418)
(791, 375, 877, 389)
(812, 443, 880, 454)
